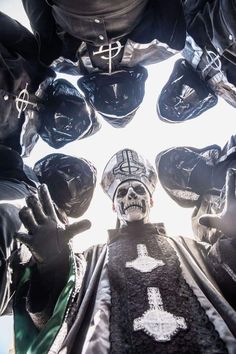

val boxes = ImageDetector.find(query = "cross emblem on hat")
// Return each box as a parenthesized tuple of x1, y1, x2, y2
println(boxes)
(113, 150, 146, 177)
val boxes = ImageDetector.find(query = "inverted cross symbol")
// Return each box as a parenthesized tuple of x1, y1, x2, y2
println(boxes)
(15, 83, 37, 118)
(113, 150, 145, 177)
(93, 41, 123, 74)
(133, 287, 187, 342)
(126, 244, 165, 273)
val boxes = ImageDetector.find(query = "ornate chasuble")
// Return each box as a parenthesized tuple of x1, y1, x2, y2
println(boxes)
(107, 223, 227, 353)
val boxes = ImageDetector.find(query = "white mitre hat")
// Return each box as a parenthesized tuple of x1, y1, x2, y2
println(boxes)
(101, 148, 157, 200)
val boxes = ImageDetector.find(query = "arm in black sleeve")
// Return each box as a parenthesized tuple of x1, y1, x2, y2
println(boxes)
(205, 236, 236, 309)
(26, 248, 70, 330)
(21, 0, 62, 64)
(0, 11, 38, 60)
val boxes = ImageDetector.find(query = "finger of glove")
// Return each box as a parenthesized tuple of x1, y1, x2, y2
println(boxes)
(225, 168, 236, 205)
(199, 214, 222, 230)
(65, 219, 91, 241)
(26, 195, 47, 224)
(15, 232, 32, 247)
(38, 184, 58, 220)
(19, 206, 38, 233)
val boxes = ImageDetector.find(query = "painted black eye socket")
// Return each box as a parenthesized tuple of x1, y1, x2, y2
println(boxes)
(133, 185, 146, 195)
(117, 185, 146, 198)
(117, 188, 128, 198)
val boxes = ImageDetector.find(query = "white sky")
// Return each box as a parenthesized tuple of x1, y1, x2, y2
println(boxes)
(1, 1, 236, 352)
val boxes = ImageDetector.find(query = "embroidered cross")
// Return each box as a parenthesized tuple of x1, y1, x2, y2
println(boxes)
(93, 41, 123, 74)
(126, 244, 165, 273)
(133, 287, 187, 342)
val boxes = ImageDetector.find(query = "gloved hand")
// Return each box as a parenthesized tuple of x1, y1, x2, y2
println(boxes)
(16, 184, 91, 270)
(199, 168, 236, 238)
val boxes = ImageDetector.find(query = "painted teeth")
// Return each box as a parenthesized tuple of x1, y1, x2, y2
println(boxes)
(125, 204, 142, 211)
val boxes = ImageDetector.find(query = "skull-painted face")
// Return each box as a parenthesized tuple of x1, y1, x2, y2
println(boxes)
(113, 180, 153, 225)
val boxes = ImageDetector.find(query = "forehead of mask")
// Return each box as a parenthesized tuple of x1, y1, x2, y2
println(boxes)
(78, 67, 147, 116)
(158, 59, 217, 122)
(34, 154, 96, 217)
(113, 180, 152, 223)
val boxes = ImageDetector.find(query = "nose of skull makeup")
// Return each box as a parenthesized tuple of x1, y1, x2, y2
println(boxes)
(113, 180, 152, 225)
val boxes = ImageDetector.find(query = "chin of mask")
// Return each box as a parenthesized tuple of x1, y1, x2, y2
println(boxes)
(113, 180, 152, 224)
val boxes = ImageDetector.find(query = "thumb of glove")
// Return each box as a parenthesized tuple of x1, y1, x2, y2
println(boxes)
(198, 214, 222, 230)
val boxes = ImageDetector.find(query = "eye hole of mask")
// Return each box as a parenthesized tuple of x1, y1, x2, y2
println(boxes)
(133, 185, 146, 195)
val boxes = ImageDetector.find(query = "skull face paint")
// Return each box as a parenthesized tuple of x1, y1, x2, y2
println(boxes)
(113, 180, 152, 225)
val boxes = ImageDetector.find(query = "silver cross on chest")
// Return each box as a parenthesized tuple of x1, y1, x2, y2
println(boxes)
(15, 83, 37, 118)
(133, 287, 187, 342)
(93, 40, 124, 74)
(126, 244, 165, 273)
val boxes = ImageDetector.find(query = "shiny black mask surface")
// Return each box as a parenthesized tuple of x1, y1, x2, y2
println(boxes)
(157, 59, 218, 123)
(39, 79, 100, 148)
(34, 153, 97, 218)
(78, 66, 148, 127)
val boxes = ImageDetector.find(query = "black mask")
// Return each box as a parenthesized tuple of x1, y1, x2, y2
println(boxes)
(38, 79, 101, 148)
(34, 153, 97, 218)
(157, 59, 218, 123)
(78, 66, 148, 127)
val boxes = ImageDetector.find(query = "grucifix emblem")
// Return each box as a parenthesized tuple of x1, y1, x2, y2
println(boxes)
(126, 244, 165, 273)
(93, 40, 123, 74)
(202, 50, 222, 74)
(133, 287, 187, 342)
(15, 83, 37, 118)
(113, 150, 146, 178)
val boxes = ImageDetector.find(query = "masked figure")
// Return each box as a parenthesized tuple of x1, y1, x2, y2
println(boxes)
(0, 145, 40, 315)
(78, 66, 148, 127)
(157, 58, 218, 123)
(21, 0, 186, 126)
(0, 151, 96, 316)
(13, 149, 236, 353)
(36, 78, 101, 148)
(0, 11, 54, 156)
(155, 135, 236, 307)
(0, 11, 100, 154)
(157, 0, 236, 122)
(33, 153, 97, 218)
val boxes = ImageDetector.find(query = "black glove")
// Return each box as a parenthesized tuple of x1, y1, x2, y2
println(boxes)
(199, 168, 236, 239)
(16, 184, 91, 271)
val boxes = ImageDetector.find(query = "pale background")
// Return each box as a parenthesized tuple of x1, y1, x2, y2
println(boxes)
(1, 1, 236, 352)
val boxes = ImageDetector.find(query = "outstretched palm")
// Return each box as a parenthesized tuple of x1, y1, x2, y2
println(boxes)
(16, 184, 91, 266)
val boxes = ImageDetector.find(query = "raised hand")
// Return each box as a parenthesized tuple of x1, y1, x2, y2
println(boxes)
(199, 168, 236, 238)
(16, 184, 91, 268)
